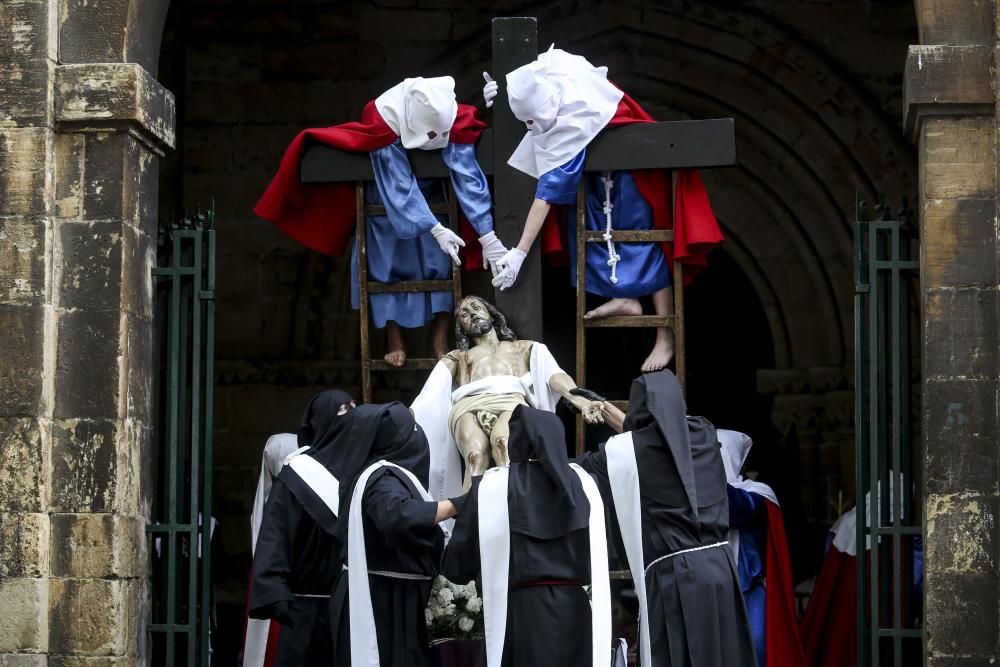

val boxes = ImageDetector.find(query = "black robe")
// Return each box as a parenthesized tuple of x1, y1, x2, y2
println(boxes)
(329, 467, 444, 666)
(248, 479, 340, 664)
(247, 388, 356, 665)
(576, 372, 757, 667)
(443, 405, 595, 667)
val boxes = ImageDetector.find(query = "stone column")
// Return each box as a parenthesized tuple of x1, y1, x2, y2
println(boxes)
(0, 0, 174, 661)
(905, 1, 1000, 662)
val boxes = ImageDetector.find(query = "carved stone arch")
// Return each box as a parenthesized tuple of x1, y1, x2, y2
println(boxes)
(59, 0, 172, 76)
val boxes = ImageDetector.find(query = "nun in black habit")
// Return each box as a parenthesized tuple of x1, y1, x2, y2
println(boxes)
(248, 389, 357, 665)
(329, 402, 459, 667)
(575, 370, 757, 667)
(442, 405, 611, 667)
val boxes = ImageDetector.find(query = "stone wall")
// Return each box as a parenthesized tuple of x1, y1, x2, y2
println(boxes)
(905, 0, 1000, 662)
(0, 0, 172, 663)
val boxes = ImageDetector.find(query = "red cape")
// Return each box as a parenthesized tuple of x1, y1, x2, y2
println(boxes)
(764, 500, 809, 667)
(799, 545, 857, 667)
(253, 101, 486, 260)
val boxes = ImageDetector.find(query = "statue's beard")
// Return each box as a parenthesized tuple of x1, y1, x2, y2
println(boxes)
(466, 318, 494, 338)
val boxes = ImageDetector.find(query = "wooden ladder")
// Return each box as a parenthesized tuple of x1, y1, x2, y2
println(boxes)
(573, 177, 686, 453)
(355, 182, 463, 403)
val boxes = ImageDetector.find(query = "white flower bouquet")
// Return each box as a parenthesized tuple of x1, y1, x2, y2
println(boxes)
(425, 575, 485, 640)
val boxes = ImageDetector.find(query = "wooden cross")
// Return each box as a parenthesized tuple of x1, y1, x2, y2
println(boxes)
(300, 16, 735, 340)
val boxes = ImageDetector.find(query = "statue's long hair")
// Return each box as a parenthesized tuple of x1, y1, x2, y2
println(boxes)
(454, 297, 518, 351)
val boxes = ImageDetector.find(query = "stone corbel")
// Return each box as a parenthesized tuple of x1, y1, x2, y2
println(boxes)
(54, 63, 175, 155)
(903, 45, 994, 141)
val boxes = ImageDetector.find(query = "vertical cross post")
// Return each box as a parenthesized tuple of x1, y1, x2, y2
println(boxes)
(491, 17, 542, 340)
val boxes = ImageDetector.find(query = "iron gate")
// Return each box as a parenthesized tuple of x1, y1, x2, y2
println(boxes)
(853, 195, 922, 666)
(149, 207, 216, 666)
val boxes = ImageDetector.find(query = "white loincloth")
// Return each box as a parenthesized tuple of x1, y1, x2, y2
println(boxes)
(411, 342, 566, 506)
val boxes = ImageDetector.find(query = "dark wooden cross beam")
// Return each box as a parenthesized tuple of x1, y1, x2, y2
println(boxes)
(299, 17, 736, 339)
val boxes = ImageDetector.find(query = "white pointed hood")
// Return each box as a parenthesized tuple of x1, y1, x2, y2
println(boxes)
(505, 47, 623, 178)
(375, 76, 458, 150)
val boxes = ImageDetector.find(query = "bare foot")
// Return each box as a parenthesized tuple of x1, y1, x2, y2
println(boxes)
(432, 313, 450, 359)
(385, 322, 406, 367)
(384, 348, 407, 367)
(641, 327, 675, 372)
(584, 297, 642, 320)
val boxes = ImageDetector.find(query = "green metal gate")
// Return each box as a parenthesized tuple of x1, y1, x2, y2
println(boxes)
(853, 195, 921, 666)
(149, 207, 216, 666)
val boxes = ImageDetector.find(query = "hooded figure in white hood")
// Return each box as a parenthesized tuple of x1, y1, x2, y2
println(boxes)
(483, 49, 724, 373)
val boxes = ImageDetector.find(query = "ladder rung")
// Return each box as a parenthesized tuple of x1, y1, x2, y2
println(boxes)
(369, 358, 440, 371)
(365, 203, 451, 216)
(367, 280, 454, 294)
(583, 315, 676, 328)
(583, 230, 673, 243)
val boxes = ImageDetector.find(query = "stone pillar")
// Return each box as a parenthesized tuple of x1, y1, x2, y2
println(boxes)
(905, 1, 1000, 662)
(0, 0, 174, 662)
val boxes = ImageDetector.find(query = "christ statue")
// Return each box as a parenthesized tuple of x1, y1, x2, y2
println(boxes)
(412, 295, 605, 494)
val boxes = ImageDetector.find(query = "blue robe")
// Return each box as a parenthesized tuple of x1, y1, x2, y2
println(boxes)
(728, 485, 768, 667)
(350, 142, 493, 329)
(536, 149, 671, 298)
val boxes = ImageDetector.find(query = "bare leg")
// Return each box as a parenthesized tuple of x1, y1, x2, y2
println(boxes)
(489, 410, 515, 468)
(455, 413, 490, 490)
(583, 297, 642, 320)
(432, 312, 450, 359)
(641, 286, 675, 372)
(384, 321, 406, 367)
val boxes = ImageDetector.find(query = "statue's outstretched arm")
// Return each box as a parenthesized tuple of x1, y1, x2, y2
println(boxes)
(547, 372, 605, 424)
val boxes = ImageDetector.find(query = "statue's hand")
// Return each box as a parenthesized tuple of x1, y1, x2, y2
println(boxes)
(581, 400, 605, 425)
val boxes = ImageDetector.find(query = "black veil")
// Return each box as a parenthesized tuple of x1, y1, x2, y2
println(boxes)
(333, 402, 430, 542)
(623, 370, 699, 516)
(507, 405, 589, 539)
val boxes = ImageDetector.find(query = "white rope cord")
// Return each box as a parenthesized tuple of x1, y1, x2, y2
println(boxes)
(600, 172, 620, 284)
(643, 541, 729, 575)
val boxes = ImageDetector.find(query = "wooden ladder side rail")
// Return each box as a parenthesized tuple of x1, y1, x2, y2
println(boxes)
(575, 184, 588, 454)
(573, 179, 688, 454)
(357, 181, 464, 403)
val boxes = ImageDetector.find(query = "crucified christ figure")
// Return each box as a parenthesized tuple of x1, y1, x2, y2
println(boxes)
(437, 295, 604, 489)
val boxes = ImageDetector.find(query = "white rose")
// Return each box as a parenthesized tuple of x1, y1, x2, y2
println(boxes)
(437, 587, 454, 604)
(444, 602, 456, 616)
(465, 596, 482, 613)
(458, 616, 474, 633)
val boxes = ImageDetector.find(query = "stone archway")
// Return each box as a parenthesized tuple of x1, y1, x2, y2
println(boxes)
(0, 0, 173, 662)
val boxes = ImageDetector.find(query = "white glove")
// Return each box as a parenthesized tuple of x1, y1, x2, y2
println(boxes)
(483, 72, 498, 109)
(478, 231, 508, 277)
(430, 223, 465, 265)
(491, 248, 527, 290)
